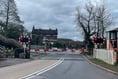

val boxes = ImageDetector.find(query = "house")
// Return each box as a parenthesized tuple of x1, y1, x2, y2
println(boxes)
(106, 28, 118, 50)
(106, 28, 118, 63)
(31, 26, 58, 45)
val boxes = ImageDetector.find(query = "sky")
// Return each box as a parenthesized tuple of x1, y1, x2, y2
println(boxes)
(15, 0, 118, 41)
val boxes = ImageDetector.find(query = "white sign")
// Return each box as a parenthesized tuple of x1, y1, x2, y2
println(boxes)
(23, 44, 26, 48)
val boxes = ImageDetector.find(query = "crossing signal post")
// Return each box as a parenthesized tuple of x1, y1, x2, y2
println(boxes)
(19, 36, 30, 44)
(20, 38, 28, 42)
(93, 37, 105, 48)
(19, 36, 31, 59)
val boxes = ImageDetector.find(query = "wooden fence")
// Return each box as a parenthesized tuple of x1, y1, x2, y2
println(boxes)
(93, 49, 116, 65)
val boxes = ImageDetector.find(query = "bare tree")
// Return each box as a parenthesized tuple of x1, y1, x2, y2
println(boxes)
(4, 0, 15, 30)
(0, 0, 4, 33)
(1, 0, 23, 31)
(76, 2, 96, 48)
(96, 4, 112, 37)
(0, 0, 24, 39)
(76, 2, 112, 48)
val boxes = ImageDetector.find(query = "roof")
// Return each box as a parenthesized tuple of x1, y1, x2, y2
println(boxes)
(107, 28, 118, 32)
(32, 28, 58, 35)
(58, 38, 73, 41)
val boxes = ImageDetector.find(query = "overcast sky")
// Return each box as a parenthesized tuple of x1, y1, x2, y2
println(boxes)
(15, 0, 118, 41)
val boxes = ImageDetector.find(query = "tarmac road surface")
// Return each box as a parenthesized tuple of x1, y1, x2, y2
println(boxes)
(30, 52, 118, 79)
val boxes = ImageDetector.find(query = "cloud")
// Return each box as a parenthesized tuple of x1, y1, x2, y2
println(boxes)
(15, 0, 118, 41)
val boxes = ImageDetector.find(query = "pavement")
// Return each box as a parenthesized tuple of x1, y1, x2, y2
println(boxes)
(0, 58, 31, 68)
(0, 52, 49, 68)
(0, 59, 58, 79)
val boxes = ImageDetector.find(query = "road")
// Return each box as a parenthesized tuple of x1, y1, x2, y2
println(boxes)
(30, 52, 118, 79)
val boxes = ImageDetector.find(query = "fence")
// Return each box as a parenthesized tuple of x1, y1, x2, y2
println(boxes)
(93, 49, 115, 65)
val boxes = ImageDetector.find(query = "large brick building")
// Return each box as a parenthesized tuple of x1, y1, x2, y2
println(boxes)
(31, 26, 58, 45)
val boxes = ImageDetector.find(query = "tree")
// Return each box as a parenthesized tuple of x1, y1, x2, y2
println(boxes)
(76, 2, 96, 48)
(95, 4, 112, 37)
(0, 0, 24, 40)
(53, 42, 65, 48)
(76, 2, 112, 48)
(0, 0, 24, 34)
(3, 0, 20, 30)
(5, 24, 24, 40)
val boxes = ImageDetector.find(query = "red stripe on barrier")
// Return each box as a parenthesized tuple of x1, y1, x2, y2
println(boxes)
(26, 49, 30, 52)
(35, 49, 40, 51)
(44, 49, 49, 51)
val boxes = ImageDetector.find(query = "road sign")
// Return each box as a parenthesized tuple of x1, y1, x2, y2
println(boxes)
(23, 44, 26, 48)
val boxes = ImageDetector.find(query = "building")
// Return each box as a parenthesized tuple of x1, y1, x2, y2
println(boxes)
(106, 28, 118, 63)
(31, 26, 58, 45)
(106, 28, 118, 50)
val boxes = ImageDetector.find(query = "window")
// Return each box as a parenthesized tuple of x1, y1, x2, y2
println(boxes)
(117, 32, 118, 38)
(110, 32, 117, 40)
(106, 32, 109, 39)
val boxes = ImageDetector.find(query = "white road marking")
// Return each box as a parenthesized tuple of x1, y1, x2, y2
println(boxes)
(19, 58, 64, 79)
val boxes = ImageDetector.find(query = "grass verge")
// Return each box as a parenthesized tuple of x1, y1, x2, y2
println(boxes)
(89, 58, 118, 73)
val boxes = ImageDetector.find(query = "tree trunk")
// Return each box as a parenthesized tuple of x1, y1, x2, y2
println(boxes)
(5, 0, 10, 31)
